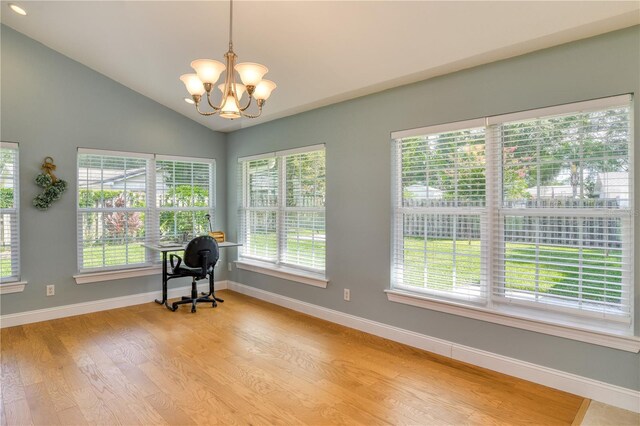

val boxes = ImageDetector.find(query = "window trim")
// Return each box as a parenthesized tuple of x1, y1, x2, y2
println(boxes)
(235, 259, 328, 288)
(74, 266, 161, 284)
(238, 144, 327, 279)
(75, 148, 216, 277)
(0, 141, 20, 284)
(386, 288, 640, 352)
(0, 280, 27, 294)
(389, 95, 635, 337)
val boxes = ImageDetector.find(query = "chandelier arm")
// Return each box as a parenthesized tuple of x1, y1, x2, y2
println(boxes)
(240, 105, 263, 119)
(195, 103, 219, 116)
(205, 91, 222, 111)
(239, 96, 253, 112)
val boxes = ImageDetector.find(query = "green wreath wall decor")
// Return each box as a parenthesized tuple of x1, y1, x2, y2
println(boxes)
(33, 157, 68, 210)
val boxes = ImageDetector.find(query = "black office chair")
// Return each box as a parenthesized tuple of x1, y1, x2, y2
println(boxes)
(167, 235, 223, 313)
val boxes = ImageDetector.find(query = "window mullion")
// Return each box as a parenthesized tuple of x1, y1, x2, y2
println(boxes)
(277, 157, 286, 265)
(147, 158, 157, 262)
(485, 122, 498, 306)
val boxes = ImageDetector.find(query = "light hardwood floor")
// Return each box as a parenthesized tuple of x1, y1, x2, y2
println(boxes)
(1, 290, 585, 425)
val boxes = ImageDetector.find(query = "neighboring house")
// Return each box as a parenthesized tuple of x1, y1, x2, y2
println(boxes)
(522, 172, 629, 208)
(594, 172, 629, 207)
(525, 184, 574, 199)
(80, 167, 147, 191)
(405, 183, 443, 200)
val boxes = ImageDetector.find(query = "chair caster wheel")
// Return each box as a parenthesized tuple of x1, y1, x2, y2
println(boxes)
(212, 302, 217, 308)
(191, 307, 196, 313)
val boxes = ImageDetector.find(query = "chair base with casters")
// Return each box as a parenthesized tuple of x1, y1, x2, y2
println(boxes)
(166, 236, 222, 313)
(170, 273, 223, 313)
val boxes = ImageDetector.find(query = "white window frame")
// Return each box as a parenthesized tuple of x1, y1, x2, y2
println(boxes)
(0, 142, 20, 285)
(76, 149, 216, 278)
(389, 95, 638, 350)
(237, 144, 327, 282)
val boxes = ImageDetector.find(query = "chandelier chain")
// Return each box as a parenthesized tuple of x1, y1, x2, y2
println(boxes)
(228, 0, 234, 51)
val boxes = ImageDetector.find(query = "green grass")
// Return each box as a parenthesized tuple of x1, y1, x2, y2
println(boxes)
(401, 237, 622, 304)
(17, 234, 622, 308)
(244, 231, 325, 270)
(82, 243, 146, 269)
(80, 232, 326, 272)
(1, 246, 14, 279)
(0, 258, 12, 279)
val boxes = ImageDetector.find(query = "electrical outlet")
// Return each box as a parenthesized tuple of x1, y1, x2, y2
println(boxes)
(227, 262, 232, 272)
(344, 288, 350, 301)
(46, 285, 55, 296)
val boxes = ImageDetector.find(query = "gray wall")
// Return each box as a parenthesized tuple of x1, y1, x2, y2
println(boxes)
(227, 26, 640, 390)
(0, 25, 227, 315)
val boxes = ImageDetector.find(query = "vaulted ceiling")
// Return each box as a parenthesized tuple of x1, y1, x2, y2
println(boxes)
(2, 1, 638, 132)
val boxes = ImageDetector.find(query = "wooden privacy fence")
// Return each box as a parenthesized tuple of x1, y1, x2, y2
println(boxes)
(402, 197, 624, 248)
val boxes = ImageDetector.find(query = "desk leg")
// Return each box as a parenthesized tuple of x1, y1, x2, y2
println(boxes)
(155, 251, 174, 310)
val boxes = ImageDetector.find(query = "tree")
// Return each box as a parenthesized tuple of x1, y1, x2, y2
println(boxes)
(159, 185, 210, 236)
(285, 152, 326, 208)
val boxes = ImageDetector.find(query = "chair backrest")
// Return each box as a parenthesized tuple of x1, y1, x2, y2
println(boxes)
(183, 236, 219, 269)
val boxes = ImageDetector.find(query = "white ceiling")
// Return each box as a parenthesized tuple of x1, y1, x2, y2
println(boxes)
(2, 1, 639, 133)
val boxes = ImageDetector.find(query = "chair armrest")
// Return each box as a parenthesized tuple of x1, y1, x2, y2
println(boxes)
(170, 254, 182, 270)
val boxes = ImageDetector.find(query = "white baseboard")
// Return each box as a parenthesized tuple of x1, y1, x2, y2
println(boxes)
(0, 281, 228, 328)
(227, 280, 640, 413)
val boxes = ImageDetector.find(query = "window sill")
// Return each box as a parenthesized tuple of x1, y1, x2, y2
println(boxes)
(385, 289, 640, 353)
(235, 260, 328, 288)
(0, 280, 27, 294)
(74, 266, 161, 284)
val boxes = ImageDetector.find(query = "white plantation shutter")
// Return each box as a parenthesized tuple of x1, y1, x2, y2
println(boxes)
(77, 149, 152, 272)
(392, 120, 487, 302)
(492, 99, 633, 321)
(239, 145, 326, 274)
(391, 95, 633, 326)
(155, 156, 215, 243)
(0, 142, 20, 282)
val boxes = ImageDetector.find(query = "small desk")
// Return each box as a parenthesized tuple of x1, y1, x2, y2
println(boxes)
(145, 241, 242, 310)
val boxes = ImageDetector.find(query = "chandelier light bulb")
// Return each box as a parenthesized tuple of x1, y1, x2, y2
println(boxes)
(220, 94, 241, 119)
(235, 63, 268, 87)
(180, 74, 206, 96)
(218, 83, 246, 100)
(253, 80, 277, 101)
(191, 59, 226, 85)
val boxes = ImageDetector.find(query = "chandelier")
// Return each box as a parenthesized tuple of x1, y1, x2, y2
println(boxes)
(180, 0, 276, 120)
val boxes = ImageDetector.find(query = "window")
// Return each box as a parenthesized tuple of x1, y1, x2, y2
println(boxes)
(392, 95, 633, 328)
(239, 145, 326, 275)
(393, 122, 488, 302)
(156, 156, 215, 242)
(0, 142, 20, 282)
(77, 149, 215, 273)
(78, 150, 152, 272)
